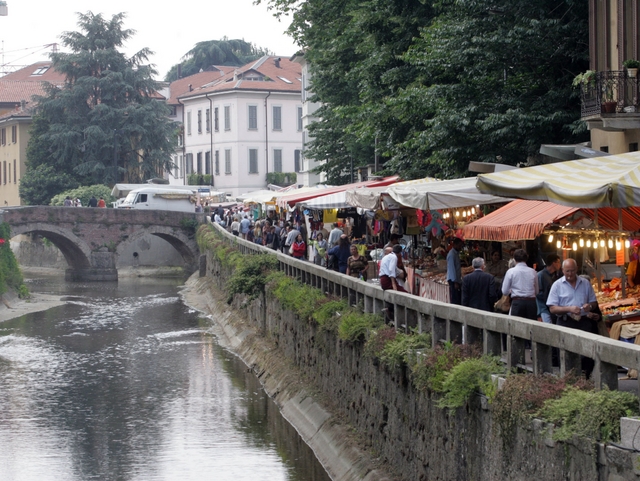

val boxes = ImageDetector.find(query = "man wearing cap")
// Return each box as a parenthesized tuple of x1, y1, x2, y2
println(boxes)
(627, 240, 640, 287)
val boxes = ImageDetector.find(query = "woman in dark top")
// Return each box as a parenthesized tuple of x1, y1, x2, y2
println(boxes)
(327, 236, 351, 274)
(347, 244, 368, 281)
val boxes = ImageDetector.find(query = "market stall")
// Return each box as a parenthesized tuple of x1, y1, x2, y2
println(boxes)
(343, 177, 513, 301)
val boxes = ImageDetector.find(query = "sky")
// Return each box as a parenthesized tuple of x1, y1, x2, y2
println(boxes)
(0, 0, 299, 80)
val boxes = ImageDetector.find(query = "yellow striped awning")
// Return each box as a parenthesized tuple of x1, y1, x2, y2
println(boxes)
(476, 152, 640, 208)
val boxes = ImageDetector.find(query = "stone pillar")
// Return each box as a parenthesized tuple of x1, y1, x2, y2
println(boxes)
(65, 251, 118, 282)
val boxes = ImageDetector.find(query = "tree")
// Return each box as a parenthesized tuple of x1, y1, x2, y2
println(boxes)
(26, 12, 177, 187)
(164, 38, 273, 81)
(19, 164, 79, 205)
(259, 0, 589, 181)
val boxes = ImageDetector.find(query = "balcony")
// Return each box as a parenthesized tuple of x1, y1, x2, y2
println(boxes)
(579, 70, 640, 131)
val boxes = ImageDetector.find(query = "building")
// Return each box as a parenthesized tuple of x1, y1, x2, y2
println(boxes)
(578, 1, 640, 155)
(291, 52, 325, 187)
(164, 68, 235, 186)
(177, 56, 303, 197)
(0, 62, 65, 206)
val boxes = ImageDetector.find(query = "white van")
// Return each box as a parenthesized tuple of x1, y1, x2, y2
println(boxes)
(116, 187, 197, 212)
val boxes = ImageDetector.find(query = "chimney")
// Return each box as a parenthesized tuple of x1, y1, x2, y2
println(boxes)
(274, 57, 281, 68)
(233, 70, 239, 81)
(20, 100, 26, 110)
(188, 84, 192, 92)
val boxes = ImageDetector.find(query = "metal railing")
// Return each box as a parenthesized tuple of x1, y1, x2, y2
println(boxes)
(580, 70, 640, 117)
(208, 222, 640, 395)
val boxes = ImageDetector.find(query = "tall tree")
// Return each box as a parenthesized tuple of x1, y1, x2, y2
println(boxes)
(259, 0, 589, 181)
(164, 38, 273, 81)
(22, 11, 177, 196)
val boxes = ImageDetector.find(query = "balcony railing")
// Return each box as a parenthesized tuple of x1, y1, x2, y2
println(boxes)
(580, 70, 640, 117)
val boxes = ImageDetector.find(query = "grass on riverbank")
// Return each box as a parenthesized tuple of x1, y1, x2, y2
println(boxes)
(0, 222, 28, 298)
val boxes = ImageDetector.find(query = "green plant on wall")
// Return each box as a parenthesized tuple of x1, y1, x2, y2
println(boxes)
(0, 222, 28, 297)
(266, 172, 297, 186)
(187, 173, 212, 185)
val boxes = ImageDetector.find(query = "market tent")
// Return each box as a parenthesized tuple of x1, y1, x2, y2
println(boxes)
(476, 152, 640, 208)
(298, 191, 351, 210)
(462, 199, 640, 241)
(463, 200, 579, 241)
(346, 177, 511, 211)
(275, 177, 399, 209)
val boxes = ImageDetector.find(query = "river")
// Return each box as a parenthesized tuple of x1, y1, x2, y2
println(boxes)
(0, 274, 331, 481)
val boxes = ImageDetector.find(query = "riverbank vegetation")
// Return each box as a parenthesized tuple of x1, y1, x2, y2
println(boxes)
(198, 224, 639, 444)
(0, 223, 29, 298)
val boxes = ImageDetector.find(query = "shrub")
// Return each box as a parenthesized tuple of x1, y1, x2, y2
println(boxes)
(538, 387, 639, 443)
(411, 342, 482, 393)
(226, 254, 278, 303)
(437, 356, 504, 410)
(0, 223, 23, 295)
(50, 184, 115, 207)
(492, 372, 592, 443)
(337, 310, 383, 342)
(313, 299, 349, 332)
(268, 271, 325, 321)
(364, 326, 397, 358)
(180, 217, 200, 235)
(377, 331, 432, 369)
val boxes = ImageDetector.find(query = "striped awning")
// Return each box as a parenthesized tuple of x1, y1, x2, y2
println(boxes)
(463, 200, 579, 241)
(463, 200, 640, 241)
(476, 152, 640, 208)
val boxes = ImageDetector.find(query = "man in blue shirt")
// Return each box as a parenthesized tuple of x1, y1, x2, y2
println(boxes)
(547, 258, 600, 377)
(446, 238, 464, 305)
(240, 215, 251, 240)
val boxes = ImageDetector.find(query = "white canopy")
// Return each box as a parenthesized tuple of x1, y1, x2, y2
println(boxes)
(476, 152, 640, 208)
(346, 177, 510, 211)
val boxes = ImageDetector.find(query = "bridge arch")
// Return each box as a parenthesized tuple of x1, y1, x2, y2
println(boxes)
(10, 223, 93, 271)
(116, 225, 200, 273)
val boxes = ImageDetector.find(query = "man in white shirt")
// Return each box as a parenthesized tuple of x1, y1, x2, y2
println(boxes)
(502, 248, 539, 320)
(379, 245, 406, 292)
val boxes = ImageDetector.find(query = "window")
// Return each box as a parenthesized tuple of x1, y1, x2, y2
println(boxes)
(302, 72, 307, 102)
(197, 152, 202, 174)
(186, 111, 192, 135)
(630, 143, 639, 152)
(297, 107, 303, 132)
(2, 161, 5, 184)
(185, 153, 193, 174)
(205, 109, 210, 132)
(1, 128, 5, 145)
(215, 151, 220, 175)
(601, 146, 609, 153)
(178, 131, 183, 147)
(175, 155, 182, 179)
(248, 105, 258, 130)
(225, 149, 232, 174)
(11, 125, 17, 143)
(224, 106, 231, 131)
(277, 76, 293, 84)
(32, 66, 49, 76)
(197, 110, 202, 134)
(214, 107, 219, 131)
(272, 106, 282, 130)
(249, 149, 259, 174)
(13, 159, 16, 183)
(205, 151, 211, 175)
(273, 149, 282, 173)
(294, 150, 301, 173)
(169, 105, 177, 116)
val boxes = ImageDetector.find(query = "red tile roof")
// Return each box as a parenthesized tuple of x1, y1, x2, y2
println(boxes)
(1, 61, 66, 83)
(178, 56, 302, 100)
(167, 67, 234, 105)
(0, 80, 49, 105)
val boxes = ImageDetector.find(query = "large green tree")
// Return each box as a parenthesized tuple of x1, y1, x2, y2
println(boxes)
(21, 11, 177, 203)
(164, 38, 273, 81)
(259, 0, 589, 182)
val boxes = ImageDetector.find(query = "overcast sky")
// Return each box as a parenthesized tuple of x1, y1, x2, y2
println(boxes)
(0, 0, 298, 79)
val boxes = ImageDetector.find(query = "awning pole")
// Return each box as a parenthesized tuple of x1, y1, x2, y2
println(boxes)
(620, 208, 626, 299)
(595, 208, 602, 292)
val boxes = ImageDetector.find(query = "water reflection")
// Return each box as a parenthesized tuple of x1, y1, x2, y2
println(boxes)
(0, 276, 330, 481)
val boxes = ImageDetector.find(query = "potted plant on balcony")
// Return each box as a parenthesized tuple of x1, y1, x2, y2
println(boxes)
(601, 76, 618, 113)
(572, 70, 596, 89)
(624, 59, 640, 78)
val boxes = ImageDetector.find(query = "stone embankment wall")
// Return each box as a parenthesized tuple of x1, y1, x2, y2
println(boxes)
(202, 245, 640, 481)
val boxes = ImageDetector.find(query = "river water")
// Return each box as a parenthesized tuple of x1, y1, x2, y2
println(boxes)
(0, 275, 331, 481)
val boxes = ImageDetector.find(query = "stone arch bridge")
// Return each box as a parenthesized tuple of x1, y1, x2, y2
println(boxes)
(0, 206, 205, 281)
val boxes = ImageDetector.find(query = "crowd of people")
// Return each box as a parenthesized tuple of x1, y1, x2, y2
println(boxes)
(63, 195, 106, 207)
